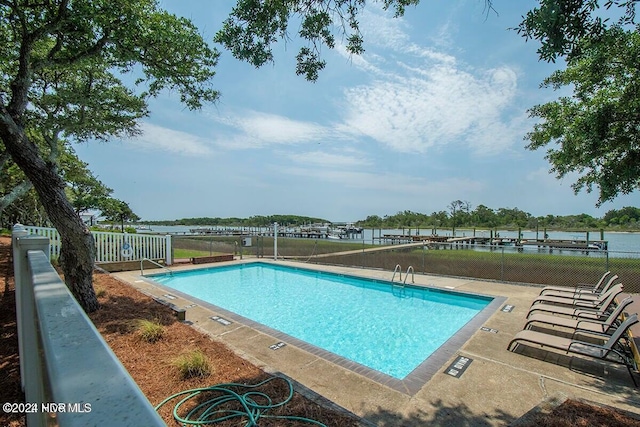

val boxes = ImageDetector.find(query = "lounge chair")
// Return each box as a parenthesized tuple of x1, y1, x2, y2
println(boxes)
(529, 283, 623, 309)
(538, 274, 618, 299)
(527, 287, 622, 320)
(538, 271, 612, 296)
(524, 297, 634, 337)
(537, 277, 618, 302)
(508, 314, 639, 386)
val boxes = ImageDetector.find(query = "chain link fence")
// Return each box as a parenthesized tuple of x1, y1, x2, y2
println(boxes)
(170, 236, 640, 293)
(315, 244, 640, 293)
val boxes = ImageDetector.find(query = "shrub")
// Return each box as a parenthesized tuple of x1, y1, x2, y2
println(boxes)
(136, 319, 165, 343)
(173, 350, 211, 379)
(94, 286, 107, 298)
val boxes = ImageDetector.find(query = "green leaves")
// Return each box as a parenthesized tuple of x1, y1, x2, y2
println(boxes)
(214, 0, 419, 81)
(526, 27, 640, 205)
(214, 0, 290, 68)
(99, 198, 140, 226)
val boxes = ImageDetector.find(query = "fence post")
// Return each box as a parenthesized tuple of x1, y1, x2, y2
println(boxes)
(13, 231, 49, 423)
(165, 235, 172, 265)
(501, 247, 505, 282)
(274, 222, 278, 261)
(12, 224, 29, 391)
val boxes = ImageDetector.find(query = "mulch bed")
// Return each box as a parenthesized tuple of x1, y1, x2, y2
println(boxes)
(522, 398, 640, 427)
(1, 235, 640, 426)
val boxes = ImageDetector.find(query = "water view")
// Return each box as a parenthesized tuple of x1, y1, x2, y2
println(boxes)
(138, 225, 640, 253)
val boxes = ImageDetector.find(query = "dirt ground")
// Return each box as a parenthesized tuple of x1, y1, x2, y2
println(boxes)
(1, 235, 640, 426)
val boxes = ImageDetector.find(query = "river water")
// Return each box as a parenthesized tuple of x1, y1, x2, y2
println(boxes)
(137, 225, 640, 254)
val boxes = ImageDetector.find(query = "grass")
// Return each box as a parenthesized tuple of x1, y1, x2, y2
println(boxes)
(94, 285, 107, 298)
(173, 349, 211, 379)
(176, 236, 376, 257)
(136, 319, 165, 343)
(313, 244, 640, 292)
(173, 248, 225, 259)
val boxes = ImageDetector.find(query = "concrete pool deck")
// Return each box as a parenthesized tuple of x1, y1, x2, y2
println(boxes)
(113, 259, 640, 426)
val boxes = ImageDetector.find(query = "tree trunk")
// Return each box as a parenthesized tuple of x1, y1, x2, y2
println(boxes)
(0, 112, 99, 312)
(0, 179, 33, 214)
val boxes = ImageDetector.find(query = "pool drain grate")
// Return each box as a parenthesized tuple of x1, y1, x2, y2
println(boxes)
(209, 316, 232, 326)
(269, 342, 287, 350)
(444, 356, 472, 378)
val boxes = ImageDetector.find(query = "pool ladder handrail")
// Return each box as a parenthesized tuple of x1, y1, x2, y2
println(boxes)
(391, 264, 402, 282)
(140, 257, 173, 276)
(404, 266, 415, 285)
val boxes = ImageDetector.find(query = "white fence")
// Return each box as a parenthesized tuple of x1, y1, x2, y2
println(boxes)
(23, 225, 172, 265)
(12, 228, 165, 426)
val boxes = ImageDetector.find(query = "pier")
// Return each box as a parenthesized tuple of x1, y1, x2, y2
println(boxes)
(158, 226, 610, 252)
(184, 223, 364, 240)
(373, 233, 608, 252)
(520, 239, 608, 251)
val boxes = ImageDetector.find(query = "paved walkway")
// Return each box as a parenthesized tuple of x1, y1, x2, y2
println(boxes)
(114, 260, 640, 426)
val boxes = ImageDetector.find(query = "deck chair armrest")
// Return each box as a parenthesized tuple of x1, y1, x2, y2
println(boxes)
(575, 318, 607, 329)
(573, 307, 606, 316)
(572, 308, 602, 318)
(570, 327, 610, 341)
(573, 299, 599, 307)
(566, 340, 630, 365)
(573, 288, 596, 295)
(567, 340, 607, 352)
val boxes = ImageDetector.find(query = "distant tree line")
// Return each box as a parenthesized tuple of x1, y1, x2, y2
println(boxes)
(139, 205, 640, 231)
(354, 202, 640, 231)
(145, 215, 329, 227)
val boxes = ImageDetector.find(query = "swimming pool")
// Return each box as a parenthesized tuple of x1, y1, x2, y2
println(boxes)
(148, 262, 495, 381)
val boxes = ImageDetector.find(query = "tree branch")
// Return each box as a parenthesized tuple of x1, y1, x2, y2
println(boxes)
(0, 179, 33, 214)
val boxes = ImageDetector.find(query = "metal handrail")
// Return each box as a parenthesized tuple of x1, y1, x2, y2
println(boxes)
(404, 266, 415, 285)
(140, 257, 173, 276)
(391, 264, 402, 282)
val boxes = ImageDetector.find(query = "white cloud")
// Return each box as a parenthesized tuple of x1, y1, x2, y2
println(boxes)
(131, 122, 214, 156)
(358, 6, 411, 51)
(330, 6, 526, 156)
(285, 150, 373, 168)
(339, 64, 520, 154)
(212, 110, 345, 149)
(278, 165, 484, 196)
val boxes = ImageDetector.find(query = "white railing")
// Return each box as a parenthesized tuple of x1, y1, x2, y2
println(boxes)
(22, 225, 172, 265)
(12, 226, 165, 426)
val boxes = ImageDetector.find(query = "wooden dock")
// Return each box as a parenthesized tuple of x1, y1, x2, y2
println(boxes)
(374, 234, 449, 244)
(373, 234, 608, 252)
(520, 239, 607, 251)
(185, 226, 362, 240)
(177, 229, 609, 251)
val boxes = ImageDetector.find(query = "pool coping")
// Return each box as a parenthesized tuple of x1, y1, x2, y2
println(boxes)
(141, 260, 506, 395)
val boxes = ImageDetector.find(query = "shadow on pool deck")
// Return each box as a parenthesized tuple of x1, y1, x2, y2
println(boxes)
(114, 259, 640, 427)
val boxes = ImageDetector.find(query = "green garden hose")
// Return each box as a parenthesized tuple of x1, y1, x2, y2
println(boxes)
(155, 376, 327, 426)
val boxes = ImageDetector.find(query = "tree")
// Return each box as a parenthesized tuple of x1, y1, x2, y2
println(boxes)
(0, 151, 33, 217)
(0, 141, 109, 227)
(215, 0, 422, 81)
(1, 1, 220, 312)
(61, 148, 113, 215)
(448, 200, 465, 232)
(472, 204, 497, 227)
(515, 0, 639, 62)
(517, 1, 640, 205)
(99, 199, 140, 232)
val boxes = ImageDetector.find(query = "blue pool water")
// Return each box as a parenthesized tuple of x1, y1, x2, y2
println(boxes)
(149, 263, 492, 379)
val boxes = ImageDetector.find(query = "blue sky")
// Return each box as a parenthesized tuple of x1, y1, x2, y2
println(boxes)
(74, 0, 640, 222)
